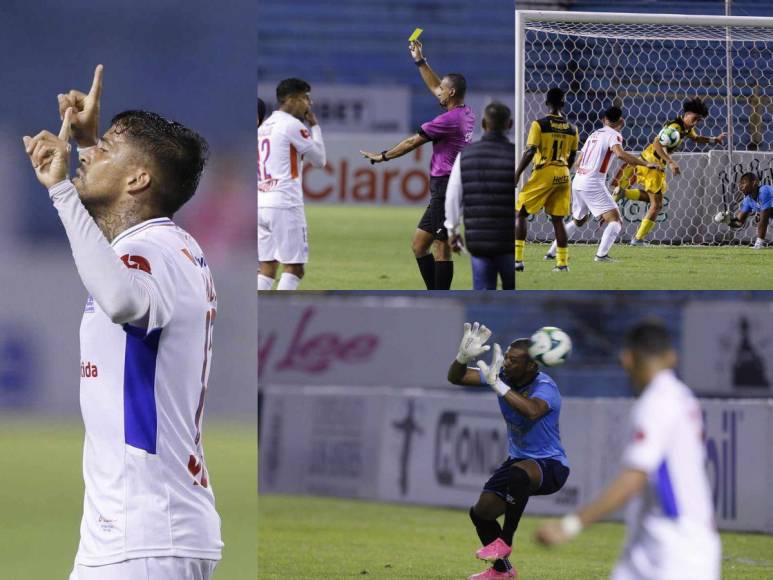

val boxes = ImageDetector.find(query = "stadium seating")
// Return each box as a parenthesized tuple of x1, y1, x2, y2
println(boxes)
(258, 0, 514, 127)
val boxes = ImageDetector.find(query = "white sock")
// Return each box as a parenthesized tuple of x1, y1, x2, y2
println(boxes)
(549, 220, 577, 256)
(277, 272, 301, 290)
(597, 220, 622, 257)
(257, 274, 274, 291)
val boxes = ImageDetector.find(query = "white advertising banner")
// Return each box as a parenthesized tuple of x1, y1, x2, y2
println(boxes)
(260, 83, 410, 134)
(260, 387, 773, 533)
(258, 296, 465, 388)
(302, 134, 432, 205)
(681, 301, 773, 397)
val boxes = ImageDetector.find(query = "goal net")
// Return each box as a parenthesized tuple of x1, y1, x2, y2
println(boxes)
(515, 10, 773, 245)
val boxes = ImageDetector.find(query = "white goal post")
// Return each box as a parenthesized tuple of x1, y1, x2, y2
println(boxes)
(515, 10, 773, 245)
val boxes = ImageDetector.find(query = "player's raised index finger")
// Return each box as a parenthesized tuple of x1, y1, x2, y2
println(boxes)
(59, 108, 73, 141)
(88, 64, 104, 102)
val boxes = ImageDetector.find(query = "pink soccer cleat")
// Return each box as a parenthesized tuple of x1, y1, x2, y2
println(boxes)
(468, 566, 518, 579)
(475, 538, 512, 562)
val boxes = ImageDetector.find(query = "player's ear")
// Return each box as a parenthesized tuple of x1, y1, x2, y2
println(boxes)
(126, 168, 151, 195)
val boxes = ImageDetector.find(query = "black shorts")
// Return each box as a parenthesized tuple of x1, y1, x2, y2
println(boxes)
(417, 175, 450, 241)
(483, 457, 569, 503)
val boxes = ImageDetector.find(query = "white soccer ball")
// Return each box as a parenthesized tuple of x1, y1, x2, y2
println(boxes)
(528, 326, 572, 367)
(658, 126, 681, 148)
(713, 211, 727, 224)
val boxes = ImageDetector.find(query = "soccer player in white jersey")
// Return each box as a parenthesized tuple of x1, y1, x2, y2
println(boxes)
(258, 78, 326, 291)
(546, 107, 658, 262)
(23, 65, 222, 580)
(536, 319, 720, 580)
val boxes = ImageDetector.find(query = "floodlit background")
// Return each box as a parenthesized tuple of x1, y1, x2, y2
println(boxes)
(0, 2, 256, 578)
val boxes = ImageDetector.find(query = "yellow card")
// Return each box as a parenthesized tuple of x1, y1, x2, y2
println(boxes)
(409, 28, 423, 42)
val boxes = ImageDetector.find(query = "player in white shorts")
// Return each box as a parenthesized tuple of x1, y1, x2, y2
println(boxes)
(23, 65, 222, 579)
(536, 319, 721, 580)
(546, 107, 657, 262)
(258, 77, 326, 291)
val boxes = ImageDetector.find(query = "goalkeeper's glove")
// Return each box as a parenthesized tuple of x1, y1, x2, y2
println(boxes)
(456, 321, 491, 364)
(476, 343, 510, 397)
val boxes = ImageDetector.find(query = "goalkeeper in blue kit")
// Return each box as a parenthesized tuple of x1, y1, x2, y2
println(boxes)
(716, 172, 773, 249)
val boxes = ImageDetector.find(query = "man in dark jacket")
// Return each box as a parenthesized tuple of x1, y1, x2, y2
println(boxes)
(445, 102, 515, 290)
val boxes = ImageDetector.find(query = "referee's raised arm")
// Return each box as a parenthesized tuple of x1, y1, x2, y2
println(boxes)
(410, 40, 442, 97)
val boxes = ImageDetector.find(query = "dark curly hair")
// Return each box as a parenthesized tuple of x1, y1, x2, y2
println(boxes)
(109, 110, 209, 215)
(683, 97, 709, 117)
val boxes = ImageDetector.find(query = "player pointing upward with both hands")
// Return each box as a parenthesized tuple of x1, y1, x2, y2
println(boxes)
(361, 36, 474, 290)
(24, 65, 222, 580)
(448, 322, 570, 579)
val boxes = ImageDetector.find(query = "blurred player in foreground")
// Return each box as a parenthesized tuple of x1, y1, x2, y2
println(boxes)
(545, 106, 657, 262)
(515, 88, 578, 272)
(23, 65, 222, 578)
(612, 98, 725, 245)
(361, 38, 474, 290)
(536, 319, 720, 580)
(715, 172, 773, 249)
(444, 102, 515, 290)
(448, 323, 569, 579)
(258, 78, 326, 290)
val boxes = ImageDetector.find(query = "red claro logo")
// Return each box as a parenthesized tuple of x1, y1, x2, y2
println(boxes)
(120, 254, 152, 274)
(81, 361, 99, 378)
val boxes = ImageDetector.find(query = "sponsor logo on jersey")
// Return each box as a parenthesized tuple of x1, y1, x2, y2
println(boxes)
(84, 296, 95, 314)
(120, 254, 152, 274)
(188, 454, 210, 488)
(300, 128, 311, 139)
(81, 361, 99, 378)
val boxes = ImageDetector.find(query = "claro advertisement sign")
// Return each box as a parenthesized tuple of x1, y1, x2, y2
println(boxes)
(302, 135, 431, 205)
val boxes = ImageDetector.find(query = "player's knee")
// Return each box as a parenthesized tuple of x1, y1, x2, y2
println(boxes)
(506, 466, 532, 498)
(470, 504, 496, 524)
(283, 264, 304, 278)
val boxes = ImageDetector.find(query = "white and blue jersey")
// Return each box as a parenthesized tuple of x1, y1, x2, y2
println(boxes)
(615, 369, 720, 580)
(77, 218, 222, 566)
(481, 369, 568, 467)
(739, 184, 773, 217)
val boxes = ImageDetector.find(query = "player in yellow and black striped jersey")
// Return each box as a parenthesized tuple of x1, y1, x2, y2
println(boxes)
(611, 98, 726, 245)
(515, 88, 579, 272)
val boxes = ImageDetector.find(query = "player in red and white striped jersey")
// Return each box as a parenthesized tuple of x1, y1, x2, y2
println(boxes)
(546, 107, 657, 262)
(23, 65, 222, 579)
(257, 78, 326, 291)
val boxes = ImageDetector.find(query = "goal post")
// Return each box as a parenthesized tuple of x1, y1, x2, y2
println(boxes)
(515, 10, 773, 245)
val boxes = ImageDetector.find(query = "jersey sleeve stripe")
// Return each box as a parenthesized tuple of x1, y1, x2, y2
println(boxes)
(123, 326, 162, 454)
(290, 144, 299, 179)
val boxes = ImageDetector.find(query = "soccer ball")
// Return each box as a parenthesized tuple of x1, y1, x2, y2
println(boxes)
(528, 326, 572, 367)
(658, 126, 681, 148)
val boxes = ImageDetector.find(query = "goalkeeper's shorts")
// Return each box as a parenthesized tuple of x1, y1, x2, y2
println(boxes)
(516, 166, 571, 216)
(621, 163, 667, 195)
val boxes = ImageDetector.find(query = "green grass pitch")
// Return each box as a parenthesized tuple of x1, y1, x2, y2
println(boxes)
(299, 205, 773, 290)
(517, 243, 773, 290)
(1, 418, 256, 579)
(301, 205, 474, 290)
(258, 494, 773, 579)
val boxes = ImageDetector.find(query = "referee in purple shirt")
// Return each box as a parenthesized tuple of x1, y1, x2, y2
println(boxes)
(361, 39, 475, 290)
